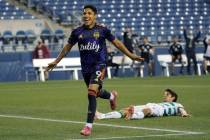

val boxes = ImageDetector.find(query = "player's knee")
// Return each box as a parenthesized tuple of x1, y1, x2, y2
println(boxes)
(88, 88, 97, 96)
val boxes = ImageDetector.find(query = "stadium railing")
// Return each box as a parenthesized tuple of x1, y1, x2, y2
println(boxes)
(157, 53, 206, 77)
(33, 56, 143, 81)
(110, 55, 144, 78)
(33, 58, 81, 81)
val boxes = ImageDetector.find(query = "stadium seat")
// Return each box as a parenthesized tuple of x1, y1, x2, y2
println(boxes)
(5, 0, 210, 43)
(54, 29, 64, 39)
(25, 30, 36, 45)
(0, 0, 35, 19)
(2, 30, 14, 52)
(15, 30, 26, 44)
(2, 30, 13, 45)
(15, 30, 27, 51)
(58, 13, 73, 25)
(40, 28, 52, 41)
(24, 63, 38, 81)
(53, 29, 65, 50)
(40, 28, 53, 46)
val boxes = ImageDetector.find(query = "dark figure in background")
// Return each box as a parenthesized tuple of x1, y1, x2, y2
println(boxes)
(121, 28, 135, 73)
(138, 36, 155, 76)
(0, 34, 3, 51)
(107, 47, 119, 77)
(123, 28, 134, 53)
(168, 36, 184, 75)
(203, 36, 210, 74)
(33, 39, 50, 59)
(183, 29, 201, 75)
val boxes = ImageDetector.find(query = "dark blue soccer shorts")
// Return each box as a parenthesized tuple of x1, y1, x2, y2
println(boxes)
(82, 64, 106, 89)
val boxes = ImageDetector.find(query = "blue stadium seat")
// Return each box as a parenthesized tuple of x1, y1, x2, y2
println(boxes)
(15, 0, 210, 41)
(15, 30, 27, 46)
(16, 30, 26, 38)
(53, 29, 65, 50)
(2, 30, 14, 52)
(40, 28, 53, 48)
(0, 0, 35, 19)
(24, 63, 38, 81)
(3, 30, 13, 45)
(40, 28, 52, 40)
(54, 29, 64, 39)
(25, 30, 36, 44)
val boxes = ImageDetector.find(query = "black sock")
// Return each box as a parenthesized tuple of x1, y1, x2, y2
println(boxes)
(98, 89, 111, 99)
(87, 94, 96, 123)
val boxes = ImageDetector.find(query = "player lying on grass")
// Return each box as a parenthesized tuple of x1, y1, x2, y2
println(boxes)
(95, 89, 190, 120)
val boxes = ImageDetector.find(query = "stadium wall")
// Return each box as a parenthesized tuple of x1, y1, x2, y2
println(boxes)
(0, 47, 204, 82)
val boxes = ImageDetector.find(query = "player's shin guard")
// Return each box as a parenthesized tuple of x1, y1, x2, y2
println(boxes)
(98, 89, 111, 99)
(87, 89, 97, 123)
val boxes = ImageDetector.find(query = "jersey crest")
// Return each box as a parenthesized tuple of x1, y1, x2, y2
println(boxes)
(93, 31, 100, 39)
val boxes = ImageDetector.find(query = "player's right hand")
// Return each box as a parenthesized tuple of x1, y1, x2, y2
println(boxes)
(124, 105, 134, 120)
(45, 61, 58, 72)
(181, 112, 191, 117)
(132, 55, 144, 62)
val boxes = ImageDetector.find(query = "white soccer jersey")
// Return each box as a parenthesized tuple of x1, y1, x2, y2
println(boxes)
(133, 102, 184, 117)
(158, 102, 184, 116)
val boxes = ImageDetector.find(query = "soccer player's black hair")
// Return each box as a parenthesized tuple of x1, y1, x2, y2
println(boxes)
(84, 5, 97, 14)
(165, 88, 178, 102)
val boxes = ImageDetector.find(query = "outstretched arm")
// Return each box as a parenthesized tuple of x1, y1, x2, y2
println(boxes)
(183, 29, 188, 40)
(111, 39, 144, 61)
(203, 37, 207, 46)
(194, 30, 201, 41)
(178, 107, 190, 117)
(203, 37, 207, 53)
(45, 44, 73, 71)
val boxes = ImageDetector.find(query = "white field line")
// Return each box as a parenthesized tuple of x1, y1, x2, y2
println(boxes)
(0, 114, 205, 135)
(71, 133, 205, 140)
(0, 84, 210, 92)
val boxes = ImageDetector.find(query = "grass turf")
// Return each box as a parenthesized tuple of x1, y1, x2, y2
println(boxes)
(0, 76, 209, 140)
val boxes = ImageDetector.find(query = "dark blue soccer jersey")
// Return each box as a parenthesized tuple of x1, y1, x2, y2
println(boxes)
(68, 24, 115, 73)
(169, 43, 183, 55)
(138, 43, 153, 58)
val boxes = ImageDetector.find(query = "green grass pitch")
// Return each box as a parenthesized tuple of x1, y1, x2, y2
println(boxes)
(0, 76, 210, 140)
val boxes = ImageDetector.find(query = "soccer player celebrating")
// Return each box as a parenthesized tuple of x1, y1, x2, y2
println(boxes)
(95, 89, 190, 120)
(45, 5, 143, 136)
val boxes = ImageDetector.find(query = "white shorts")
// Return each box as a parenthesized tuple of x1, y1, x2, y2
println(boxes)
(145, 103, 164, 117)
